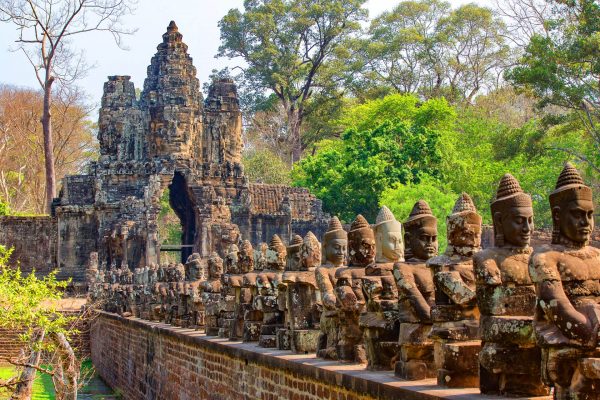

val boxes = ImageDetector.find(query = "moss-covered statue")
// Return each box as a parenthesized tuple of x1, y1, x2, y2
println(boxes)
(529, 163, 600, 399)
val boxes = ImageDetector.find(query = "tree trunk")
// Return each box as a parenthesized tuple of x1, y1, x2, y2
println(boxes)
(11, 330, 45, 400)
(42, 78, 56, 213)
(50, 332, 79, 400)
(288, 109, 303, 164)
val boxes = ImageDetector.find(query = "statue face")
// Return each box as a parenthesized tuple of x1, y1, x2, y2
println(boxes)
(266, 248, 285, 270)
(381, 230, 404, 261)
(448, 215, 481, 248)
(286, 247, 302, 271)
(555, 199, 594, 244)
(209, 258, 223, 279)
(350, 237, 375, 266)
(325, 238, 347, 267)
(301, 242, 321, 270)
(407, 226, 438, 260)
(497, 206, 534, 248)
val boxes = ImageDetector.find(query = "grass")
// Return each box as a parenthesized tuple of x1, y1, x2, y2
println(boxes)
(0, 359, 115, 400)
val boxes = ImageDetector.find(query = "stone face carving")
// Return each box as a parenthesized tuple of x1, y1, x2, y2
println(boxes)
(316, 217, 347, 359)
(242, 243, 267, 342)
(361, 206, 402, 370)
(334, 215, 374, 363)
(201, 252, 224, 336)
(256, 235, 287, 348)
(393, 200, 437, 380)
(529, 163, 600, 399)
(474, 174, 548, 396)
(428, 193, 482, 388)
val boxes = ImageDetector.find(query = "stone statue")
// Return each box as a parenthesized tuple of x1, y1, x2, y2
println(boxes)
(277, 234, 303, 350)
(256, 235, 286, 348)
(316, 217, 347, 359)
(361, 206, 403, 370)
(223, 243, 245, 339)
(232, 240, 254, 339)
(529, 163, 600, 399)
(393, 200, 437, 380)
(334, 215, 374, 363)
(201, 252, 224, 336)
(185, 253, 204, 281)
(474, 174, 549, 396)
(239, 240, 255, 273)
(288, 232, 322, 352)
(242, 243, 267, 342)
(428, 193, 482, 388)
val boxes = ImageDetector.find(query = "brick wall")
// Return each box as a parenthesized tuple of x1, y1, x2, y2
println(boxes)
(0, 327, 23, 360)
(90, 313, 493, 400)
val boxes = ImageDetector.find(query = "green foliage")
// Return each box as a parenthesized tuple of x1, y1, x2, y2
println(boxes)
(0, 200, 9, 216)
(242, 149, 292, 185)
(381, 176, 456, 251)
(159, 189, 182, 246)
(292, 95, 455, 221)
(506, 0, 600, 173)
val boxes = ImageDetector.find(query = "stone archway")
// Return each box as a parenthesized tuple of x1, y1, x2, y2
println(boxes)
(167, 171, 197, 263)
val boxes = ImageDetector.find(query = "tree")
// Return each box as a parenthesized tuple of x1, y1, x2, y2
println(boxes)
(242, 148, 292, 185)
(0, 85, 96, 214)
(0, 0, 136, 212)
(291, 94, 455, 221)
(506, 0, 600, 173)
(217, 0, 367, 162)
(352, 1, 509, 103)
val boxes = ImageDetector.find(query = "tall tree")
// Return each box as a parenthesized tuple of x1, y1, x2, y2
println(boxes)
(506, 0, 600, 173)
(0, 85, 96, 214)
(0, 0, 136, 212)
(217, 0, 367, 162)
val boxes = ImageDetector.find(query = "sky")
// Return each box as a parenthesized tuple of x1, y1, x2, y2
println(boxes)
(0, 0, 493, 108)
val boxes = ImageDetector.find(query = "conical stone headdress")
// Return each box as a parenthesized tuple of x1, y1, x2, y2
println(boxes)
(491, 174, 532, 216)
(323, 216, 347, 242)
(448, 192, 482, 225)
(405, 200, 437, 228)
(348, 214, 373, 243)
(549, 162, 592, 208)
(375, 205, 402, 230)
(269, 234, 286, 256)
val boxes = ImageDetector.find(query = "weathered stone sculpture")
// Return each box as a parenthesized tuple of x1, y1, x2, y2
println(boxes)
(334, 215, 374, 363)
(242, 243, 267, 342)
(393, 200, 437, 380)
(282, 232, 322, 353)
(256, 235, 286, 348)
(316, 217, 347, 359)
(428, 193, 482, 388)
(277, 234, 303, 350)
(221, 244, 243, 338)
(474, 174, 549, 396)
(201, 253, 224, 336)
(361, 206, 403, 370)
(529, 163, 600, 399)
(232, 240, 254, 339)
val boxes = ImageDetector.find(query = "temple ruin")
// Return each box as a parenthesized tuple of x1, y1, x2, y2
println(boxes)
(8, 21, 328, 282)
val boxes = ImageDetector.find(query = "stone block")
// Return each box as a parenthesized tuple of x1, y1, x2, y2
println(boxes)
(291, 329, 320, 354)
(480, 315, 534, 346)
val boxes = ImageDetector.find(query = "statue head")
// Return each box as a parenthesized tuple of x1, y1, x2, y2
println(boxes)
(286, 234, 304, 271)
(266, 234, 286, 270)
(404, 200, 438, 261)
(254, 242, 268, 271)
(322, 216, 347, 267)
(300, 231, 321, 270)
(348, 215, 375, 267)
(550, 163, 594, 247)
(239, 240, 254, 273)
(208, 252, 224, 280)
(225, 244, 239, 274)
(447, 193, 482, 250)
(491, 174, 534, 248)
(185, 252, 203, 281)
(374, 206, 404, 263)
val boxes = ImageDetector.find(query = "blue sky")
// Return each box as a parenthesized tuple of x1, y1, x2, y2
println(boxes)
(0, 0, 491, 107)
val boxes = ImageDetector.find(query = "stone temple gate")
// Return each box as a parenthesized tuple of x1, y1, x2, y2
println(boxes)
(48, 21, 328, 280)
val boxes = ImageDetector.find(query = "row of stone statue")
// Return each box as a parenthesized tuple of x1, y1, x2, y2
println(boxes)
(89, 163, 600, 399)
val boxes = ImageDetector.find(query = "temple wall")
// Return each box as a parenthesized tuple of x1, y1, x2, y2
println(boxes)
(0, 216, 56, 275)
(91, 312, 508, 400)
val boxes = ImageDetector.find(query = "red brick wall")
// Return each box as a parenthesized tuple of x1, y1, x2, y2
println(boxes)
(0, 327, 23, 360)
(90, 313, 489, 400)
